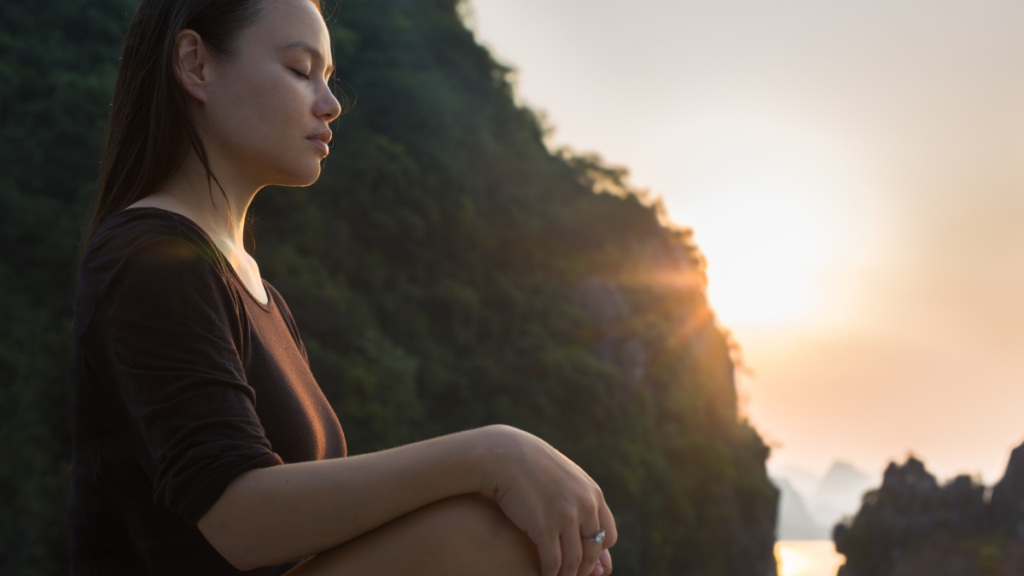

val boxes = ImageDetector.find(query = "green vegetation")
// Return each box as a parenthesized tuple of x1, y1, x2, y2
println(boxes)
(0, 0, 777, 573)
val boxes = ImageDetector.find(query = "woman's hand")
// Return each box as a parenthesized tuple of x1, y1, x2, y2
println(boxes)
(478, 425, 618, 576)
(595, 549, 613, 576)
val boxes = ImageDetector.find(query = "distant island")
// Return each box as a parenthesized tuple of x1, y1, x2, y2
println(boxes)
(834, 444, 1024, 575)
(773, 461, 877, 540)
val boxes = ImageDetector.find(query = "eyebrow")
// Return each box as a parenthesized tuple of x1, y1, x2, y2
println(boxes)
(278, 41, 335, 76)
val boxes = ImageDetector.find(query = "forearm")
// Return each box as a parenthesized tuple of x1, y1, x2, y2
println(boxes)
(198, 425, 509, 570)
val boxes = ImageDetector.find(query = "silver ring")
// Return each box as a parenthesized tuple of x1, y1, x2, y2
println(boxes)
(584, 529, 605, 543)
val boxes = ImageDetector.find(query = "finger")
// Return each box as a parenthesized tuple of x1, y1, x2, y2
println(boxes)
(581, 537, 602, 573)
(599, 549, 613, 575)
(577, 501, 603, 576)
(560, 529, 583, 576)
(538, 535, 562, 576)
(596, 495, 618, 549)
(578, 539, 603, 576)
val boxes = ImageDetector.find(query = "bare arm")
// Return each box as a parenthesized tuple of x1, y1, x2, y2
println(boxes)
(198, 425, 503, 570)
(199, 424, 618, 576)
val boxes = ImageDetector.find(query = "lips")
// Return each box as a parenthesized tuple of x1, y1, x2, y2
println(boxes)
(307, 128, 332, 155)
(308, 128, 332, 144)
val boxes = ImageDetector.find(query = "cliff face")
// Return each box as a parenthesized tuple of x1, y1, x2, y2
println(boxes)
(567, 233, 776, 575)
(0, 0, 778, 573)
(990, 445, 1024, 538)
(835, 449, 1024, 576)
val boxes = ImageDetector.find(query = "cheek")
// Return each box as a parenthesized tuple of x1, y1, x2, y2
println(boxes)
(210, 71, 310, 162)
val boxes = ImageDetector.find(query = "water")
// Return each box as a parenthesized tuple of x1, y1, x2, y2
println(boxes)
(775, 541, 846, 576)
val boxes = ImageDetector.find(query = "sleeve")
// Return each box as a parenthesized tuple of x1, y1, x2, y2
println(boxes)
(97, 238, 283, 526)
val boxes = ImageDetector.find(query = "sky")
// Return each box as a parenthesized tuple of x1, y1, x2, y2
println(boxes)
(465, 0, 1024, 483)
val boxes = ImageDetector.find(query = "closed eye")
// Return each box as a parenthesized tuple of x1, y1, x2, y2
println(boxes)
(292, 69, 311, 80)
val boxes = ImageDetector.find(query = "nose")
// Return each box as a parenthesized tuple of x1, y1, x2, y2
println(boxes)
(316, 82, 344, 124)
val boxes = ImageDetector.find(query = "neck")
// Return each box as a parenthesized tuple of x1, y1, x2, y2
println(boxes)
(147, 147, 262, 251)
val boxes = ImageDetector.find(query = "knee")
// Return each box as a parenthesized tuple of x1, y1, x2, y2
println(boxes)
(437, 494, 525, 543)
(431, 494, 539, 573)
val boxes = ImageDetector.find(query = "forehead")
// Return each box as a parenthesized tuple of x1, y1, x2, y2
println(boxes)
(245, 0, 331, 60)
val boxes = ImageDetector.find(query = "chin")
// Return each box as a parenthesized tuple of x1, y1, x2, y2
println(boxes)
(269, 161, 323, 187)
(294, 167, 322, 187)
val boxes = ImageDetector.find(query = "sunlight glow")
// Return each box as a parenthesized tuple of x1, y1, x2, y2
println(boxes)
(690, 174, 836, 330)
(775, 541, 846, 576)
(777, 546, 810, 576)
(696, 181, 828, 329)
(663, 116, 858, 330)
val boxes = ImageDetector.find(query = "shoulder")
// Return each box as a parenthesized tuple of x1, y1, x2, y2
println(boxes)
(74, 209, 235, 337)
(84, 208, 220, 267)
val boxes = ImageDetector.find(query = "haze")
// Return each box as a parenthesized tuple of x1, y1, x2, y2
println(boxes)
(467, 0, 1024, 483)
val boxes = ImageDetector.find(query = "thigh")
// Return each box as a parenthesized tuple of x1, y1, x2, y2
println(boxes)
(283, 494, 541, 576)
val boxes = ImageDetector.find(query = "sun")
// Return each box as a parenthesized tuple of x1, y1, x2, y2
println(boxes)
(686, 172, 834, 330)
(659, 116, 855, 331)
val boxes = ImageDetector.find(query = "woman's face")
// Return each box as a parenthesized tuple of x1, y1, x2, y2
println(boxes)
(195, 0, 342, 188)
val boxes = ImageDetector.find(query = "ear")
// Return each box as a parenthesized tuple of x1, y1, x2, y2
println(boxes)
(174, 29, 210, 102)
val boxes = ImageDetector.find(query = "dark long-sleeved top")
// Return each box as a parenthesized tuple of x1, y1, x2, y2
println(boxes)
(67, 207, 347, 575)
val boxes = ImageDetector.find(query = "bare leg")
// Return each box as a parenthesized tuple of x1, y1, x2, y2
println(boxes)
(283, 494, 541, 576)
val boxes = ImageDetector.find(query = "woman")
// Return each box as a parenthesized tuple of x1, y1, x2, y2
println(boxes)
(68, 0, 617, 574)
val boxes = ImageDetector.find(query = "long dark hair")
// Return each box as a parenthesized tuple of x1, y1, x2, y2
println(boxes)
(83, 0, 322, 250)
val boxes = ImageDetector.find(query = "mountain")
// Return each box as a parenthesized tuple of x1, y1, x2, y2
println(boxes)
(772, 463, 823, 501)
(775, 478, 828, 540)
(812, 462, 876, 527)
(835, 449, 1024, 576)
(0, 0, 778, 574)
(772, 461, 876, 541)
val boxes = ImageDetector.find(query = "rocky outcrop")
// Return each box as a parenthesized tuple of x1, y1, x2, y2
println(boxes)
(575, 278, 647, 390)
(573, 229, 776, 576)
(834, 454, 1013, 576)
(990, 444, 1024, 540)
